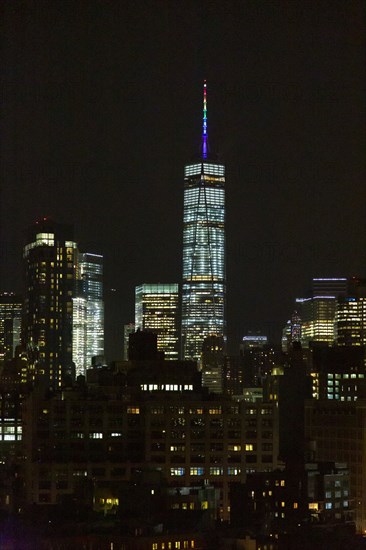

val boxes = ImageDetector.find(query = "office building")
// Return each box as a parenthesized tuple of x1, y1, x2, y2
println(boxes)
(181, 82, 226, 361)
(308, 345, 366, 401)
(335, 297, 362, 347)
(0, 293, 22, 364)
(23, 371, 279, 522)
(334, 279, 366, 349)
(312, 277, 348, 297)
(296, 278, 348, 349)
(23, 219, 77, 387)
(73, 252, 104, 377)
(297, 296, 337, 348)
(135, 284, 179, 360)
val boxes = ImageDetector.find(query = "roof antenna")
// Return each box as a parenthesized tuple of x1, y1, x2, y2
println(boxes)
(202, 80, 208, 159)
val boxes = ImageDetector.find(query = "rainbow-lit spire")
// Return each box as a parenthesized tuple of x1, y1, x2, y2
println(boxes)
(202, 80, 208, 159)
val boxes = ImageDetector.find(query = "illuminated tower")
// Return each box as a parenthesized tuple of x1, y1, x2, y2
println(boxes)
(135, 284, 179, 360)
(181, 82, 226, 361)
(23, 219, 77, 387)
(72, 253, 104, 377)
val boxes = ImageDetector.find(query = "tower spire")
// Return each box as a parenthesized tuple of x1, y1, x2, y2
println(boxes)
(202, 80, 208, 159)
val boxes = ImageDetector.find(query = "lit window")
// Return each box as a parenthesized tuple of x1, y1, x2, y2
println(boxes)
(209, 467, 223, 475)
(171, 468, 185, 476)
(228, 445, 241, 451)
(190, 467, 204, 476)
(127, 407, 140, 414)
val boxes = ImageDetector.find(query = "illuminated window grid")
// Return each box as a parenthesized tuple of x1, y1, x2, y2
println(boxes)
(182, 162, 226, 361)
(135, 284, 179, 360)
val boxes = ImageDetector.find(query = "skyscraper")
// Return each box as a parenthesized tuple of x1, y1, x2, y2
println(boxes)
(181, 82, 226, 361)
(72, 253, 104, 377)
(0, 293, 22, 364)
(23, 219, 77, 387)
(135, 283, 179, 360)
(296, 278, 347, 348)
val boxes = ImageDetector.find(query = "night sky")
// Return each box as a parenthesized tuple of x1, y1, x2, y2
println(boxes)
(1, 1, 365, 359)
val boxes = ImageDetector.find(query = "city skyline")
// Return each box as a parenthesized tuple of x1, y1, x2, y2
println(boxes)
(0, 3, 366, 542)
(1, 2, 364, 360)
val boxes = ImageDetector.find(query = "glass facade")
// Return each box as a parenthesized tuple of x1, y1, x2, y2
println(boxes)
(297, 296, 337, 348)
(181, 162, 226, 360)
(135, 283, 179, 360)
(72, 253, 104, 377)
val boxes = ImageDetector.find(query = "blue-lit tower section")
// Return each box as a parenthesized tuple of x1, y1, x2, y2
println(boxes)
(181, 82, 226, 361)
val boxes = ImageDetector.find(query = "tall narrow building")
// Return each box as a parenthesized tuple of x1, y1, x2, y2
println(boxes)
(0, 293, 22, 364)
(72, 252, 104, 377)
(181, 82, 226, 361)
(23, 219, 77, 387)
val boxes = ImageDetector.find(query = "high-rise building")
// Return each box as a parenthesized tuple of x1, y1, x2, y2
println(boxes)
(123, 322, 135, 360)
(312, 277, 348, 297)
(135, 284, 179, 360)
(335, 297, 362, 347)
(201, 335, 225, 393)
(334, 279, 366, 349)
(297, 296, 336, 348)
(295, 278, 348, 349)
(23, 219, 77, 387)
(241, 332, 268, 350)
(0, 293, 22, 364)
(181, 82, 226, 361)
(281, 312, 301, 352)
(72, 253, 104, 377)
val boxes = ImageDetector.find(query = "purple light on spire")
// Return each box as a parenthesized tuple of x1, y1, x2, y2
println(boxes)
(202, 80, 208, 159)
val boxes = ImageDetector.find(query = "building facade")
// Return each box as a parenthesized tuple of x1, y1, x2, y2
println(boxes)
(22, 380, 279, 522)
(181, 82, 226, 361)
(72, 252, 104, 377)
(23, 219, 77, 387)
(305, 399, 366, 533)
(297, 296, 337, 348)
(135, 284, 179, 360)
(0, 293, 22, 364)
